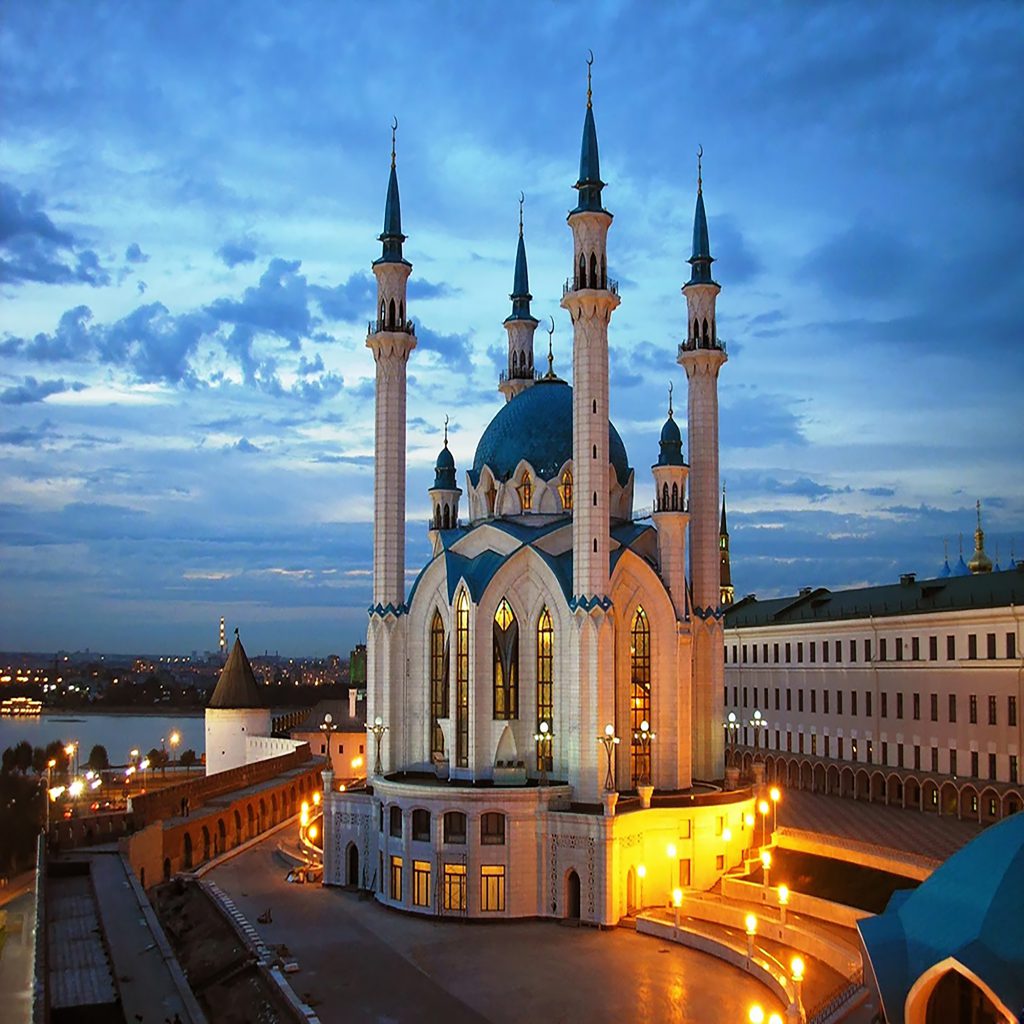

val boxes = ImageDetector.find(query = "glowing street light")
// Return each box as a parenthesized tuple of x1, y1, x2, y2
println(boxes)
(169, 731, 180, 766)
(533, 720, 553, 786)
(760, 850, 772, 888)
(790, 956, 806, 1021)
(770, 786, 781, 833)
(313, 791, 321, 807)
(370, 715, 389, 776)
(758, 799, 770, 846)
(778, 883, 789, 925)
(745, 912, 757, 961)
(632, 719, 654, 786)
(598, 724, 620, 792)
(722, 826, 732, 843)
(671, 886, 683, 935)
(637, 863, 647, 909)
(749, 1007, 765, 1024)
(68, 779, 84, 798)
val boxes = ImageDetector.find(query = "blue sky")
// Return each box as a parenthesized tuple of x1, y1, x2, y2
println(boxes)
(1, 1, 1022, 656)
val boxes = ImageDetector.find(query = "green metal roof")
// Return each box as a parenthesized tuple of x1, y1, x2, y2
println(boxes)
(725, 567, 1024, 628)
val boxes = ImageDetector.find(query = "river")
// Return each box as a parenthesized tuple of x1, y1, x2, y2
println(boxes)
(0, 710, 205, 764)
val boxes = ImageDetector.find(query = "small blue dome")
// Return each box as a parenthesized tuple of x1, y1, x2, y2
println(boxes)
(470, 379, 630, 485)
(434, 444, 456, 489)
(657, 414, 685, 467)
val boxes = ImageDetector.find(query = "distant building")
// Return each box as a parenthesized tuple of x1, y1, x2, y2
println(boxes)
(290, 691, 367, 780)
(723, 563, 1023, 822)
(348, 643, 366, 688)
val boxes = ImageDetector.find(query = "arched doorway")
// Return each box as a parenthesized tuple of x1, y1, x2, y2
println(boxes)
(347, 843, 359, 887)
(566, 870, 581, 921)
(163, 858, 171, 882)
(183, 832, 193, 870)
(812, 762, 825, 793)
(201, 825, 211, 862)
(234, 809, 242, 845)
(217, 818, 226, 855)
(626, 866, 636, 914)
(826, 764, 839, 795)
(906, 961, 1009, 1024)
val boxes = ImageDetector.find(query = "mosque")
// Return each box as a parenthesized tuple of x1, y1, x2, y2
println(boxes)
(321, 69, 757, 923)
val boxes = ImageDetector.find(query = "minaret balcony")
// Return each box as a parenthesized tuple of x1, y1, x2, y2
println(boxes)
(678, 336, 727, 357)
(368, 318, 416, 335)
(498, 368, 539, 384)
(563, 276, 619, 297)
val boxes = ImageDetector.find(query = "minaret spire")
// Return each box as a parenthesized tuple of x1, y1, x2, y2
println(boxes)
(500, 193, 539, 401)
(720, 484, 734, 606)
(573, 50, 606, 215)
(377, 117, 407, 266)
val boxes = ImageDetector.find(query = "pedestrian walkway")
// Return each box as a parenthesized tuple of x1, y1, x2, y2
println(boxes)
(776, 788, 982, 862)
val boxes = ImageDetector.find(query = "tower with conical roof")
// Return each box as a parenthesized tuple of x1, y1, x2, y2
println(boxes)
(428, 417, 461, 545)
(678, 148, 728, 781)
(560, 56, 621, 801)
(500, 195, 540, 402)
(652, 385, 690, 621)
(205, 630, 271, 775)
(720, 486, 734, 606)
(969, 500, 994, 574)
(366, 120, 416, 773)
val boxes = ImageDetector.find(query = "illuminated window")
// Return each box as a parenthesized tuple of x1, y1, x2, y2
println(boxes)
(443, 863, 466, 911)
(430, 611, 448, 758)
(413, 860, 431, 907)
(519, 471, 532, 511)
(559, 470, 573, 511)
(390, 855, 403, 901)
(493, 599, 519, 720)
(536, 608, 554, 771)
(481, 865, 506, 911)
(630, 607, 651, 787)
(456, 591, 469, 768)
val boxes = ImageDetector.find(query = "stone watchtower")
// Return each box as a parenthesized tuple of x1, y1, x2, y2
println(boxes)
(678, 151, 728, 782)
(366, 121, 416, 771)
(204, 631, 270, 776)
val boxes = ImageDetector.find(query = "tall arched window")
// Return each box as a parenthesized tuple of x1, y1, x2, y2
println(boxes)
(536, 609, 554, 772)
(630, 607, 651, 787)
(589, 252, 598, 288)
(559, 470, 573, 511)
(519, 471, 532, 511)
(430, 611, 448, 758)
(661, 482, 669, 510)
(456, 592, 469, 767)
(389, 297, 396, 327)
(493, 598, 519, 720)
(671, 481, 679, 510)
(578, 253, 585, 288)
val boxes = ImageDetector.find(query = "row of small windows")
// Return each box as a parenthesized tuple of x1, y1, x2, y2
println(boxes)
(388, 856, 505, 911)
(517, 470, 574, 512)
(378, 297, 406, 329)
(730, 631, 1018, 665)
(738, 731, 1020, 784)
(576, 250, 607, 290)
(431, 598, 653, 787)
(728, 686, 1018, 727)
(382, 806, 506, 846)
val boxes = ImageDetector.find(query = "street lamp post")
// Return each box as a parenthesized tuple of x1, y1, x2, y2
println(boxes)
(760, 850, 772, 888)
(778, 884, 789, 926)
(745, 913, 757, 962)
(632, 719, 655, 787)
(320, 713, 339, 789)
(725, 712, 739, 766)
(672, 887, 683, 936)
(370, 716, 388, 777)
(750, 709, 768, 751)
(169, 731, 180, 768)
(533, 720, 553, 786)
(790, 956, 805, 1022)
(770, 786, 781, 833)
(598, 724, 620, 792)
(758, 798, 770, 847)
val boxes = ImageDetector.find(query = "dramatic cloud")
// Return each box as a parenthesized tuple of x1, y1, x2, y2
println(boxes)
(124, 242, 149, 263)
(0, 376, 86, 405)
(217, 237, 258, 267)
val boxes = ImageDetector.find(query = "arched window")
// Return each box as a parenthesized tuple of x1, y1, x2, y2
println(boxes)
(578, 253, 586, 288)
(693, 318, 699, 343)
(592, 399, 597, 414)
(589, 252, 598, 288)
(389, 298, 396, 327)
(536, 609, 554, 772)
(702, 317, 709, 345)
(430, 611, 448, 758)
(671, 481, 679, 510)
(399, 300, 404, 325)
(592, 444, 597, 459)
(601, 254, 607, 289)
(661, 482, 669, 510)
(519, 471, 532, 511)
(381, 300, 386, 325)
(456, 592, 469, 767)
(559, 470, 573, 511)
(512, 350, 518, 372)
(630, 607, 652, 787)
(434, 505, 441, 529)
(493, 598, 519, 720)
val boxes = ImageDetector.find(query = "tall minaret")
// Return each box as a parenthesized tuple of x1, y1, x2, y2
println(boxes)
(366, 120, 416, 770)
(720, 486, 734, 606)
(561, 57, 620, 802)
(499, 194, 539, 402)
(678, 148, 727, 781)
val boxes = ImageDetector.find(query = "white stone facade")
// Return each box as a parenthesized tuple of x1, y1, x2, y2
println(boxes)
(204, 707, 272, 775)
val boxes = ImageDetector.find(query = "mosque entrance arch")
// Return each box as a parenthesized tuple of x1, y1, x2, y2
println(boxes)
(906, 959, 1010, 1024)
(626, 867, 636, 915)
(566, 870, 581, 921)
(347, 843, 360, 887)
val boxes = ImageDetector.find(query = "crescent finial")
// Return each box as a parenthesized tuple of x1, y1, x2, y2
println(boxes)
(697, 144, 703, 193)
(519, 191, 525, 235)
(668, 381, 673, 417)
(547, 317, 555, 376)
(391, 116, 398, 167)
(586, 49, 594, 107)
(443, 414, 449, 447)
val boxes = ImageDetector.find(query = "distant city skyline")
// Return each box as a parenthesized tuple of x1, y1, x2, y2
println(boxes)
(1, 3, 1022, 655)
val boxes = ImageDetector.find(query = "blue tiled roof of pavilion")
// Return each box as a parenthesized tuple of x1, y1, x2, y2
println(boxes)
(858, 812, 1024, 1024)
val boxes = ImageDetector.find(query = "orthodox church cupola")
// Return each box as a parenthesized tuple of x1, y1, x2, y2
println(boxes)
(968, 500, 993, 574)
(499, 195, 540, 402)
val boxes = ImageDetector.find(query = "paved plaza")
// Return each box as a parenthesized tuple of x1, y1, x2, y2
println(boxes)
(211, 836, 786, 1024)
(776, 788, 983, 861)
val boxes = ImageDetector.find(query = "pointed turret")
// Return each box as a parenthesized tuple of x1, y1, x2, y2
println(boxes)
(939, 539, 952, 578)
(375, 120, 409, 266)
(500, 195, 539, 400)
(688, 153, 716, 286)
(657, 384, 685, 467)
(209, 631, 263, 709)
(954, 533, 971, 576)
(720, 486, 734, 607)
(429, 416, 461, 541)
(572, 57, 606, 214)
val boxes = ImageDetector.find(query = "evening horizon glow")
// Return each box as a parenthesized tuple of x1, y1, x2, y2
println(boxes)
(1, 2, 1022, 656)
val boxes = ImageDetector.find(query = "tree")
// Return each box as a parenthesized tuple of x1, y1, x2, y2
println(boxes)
(179, 748, 198, 768)
(87, 745, 109, 771)
(1, 746, 17, 774)
(13, 740, 32, 774)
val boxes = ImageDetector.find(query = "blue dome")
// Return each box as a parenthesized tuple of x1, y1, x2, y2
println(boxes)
(657, 414, 685, 467)
(470, 379, 631, 485)
(433, 443, 456, 489)
(660, 416, 681, 445)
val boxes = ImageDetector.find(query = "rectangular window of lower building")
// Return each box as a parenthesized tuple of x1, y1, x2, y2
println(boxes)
(865, 639, 872, 662)
(837, 736, 844, 759)
(988, 695, 997, 726)
(797, 642, 804, 663)
(949, 749, 957, 775)
(716, 855, 724, 870)
(879, 638, 887, 662)
(1010, 696, 1018, 727)
(787, 732, 793, 753)
(786, 689, 792, 712)
(811, 689, 817, 713)
(834, 639, 842, 662)
(866, 691, 873, 718)
(413, 860, 431, 907)
(823, 690, 830, 714)
(969, 695, 978, 724)
(390, 855, 403, 901)
(824, 734, 830, 757)
(809, 641, 816, 663)
(897, 743, 904, 769)
(785, 642, 792, 663)
(947, 635, 956, 660)
(913, 693, 920, 720)
(929, 635, 938, 661)
(881, 741, 888, 765)
(773, 643, 779, 664)
(480, 865, 506, 912)
(851, 739, 858, 761)
(914, 745, 921, 770)
(798, 733, 805, 754)
(881, 692, 888, 718)
(896, 693, 904, 719)
(866, 740, 873, 764)
(810, 734, 817, 755)
(949, 694, 957, 723)
(930, 693, 938, 722)
(823, 641, 829, 663)
(971, 750, 979, 778)
(989, 753, 997, 780)
(443, 863, 466, 911)
(968, 634, 978, 660)
(849, 638, 857, 662)
(798, 689, 804, 713)
(851, 691, 858, 717)
(987, 633, 996, 659)
(911, 636, 920, 660)
(774, 688, 780, 711)
(742, 644, 748, 664)
(896, 637, 903, 662)
(931, 747, 939, 772)
(1011, 754, 1019, 784)
(837, 690, 843, 716)
(743, 686, 748, 707)
(1008, 633, 1017, 659)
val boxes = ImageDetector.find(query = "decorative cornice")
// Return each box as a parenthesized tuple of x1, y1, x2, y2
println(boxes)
(692, 604, 725, 621)
(368, 602, 408, 619)
(570, 593, 613, 613)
